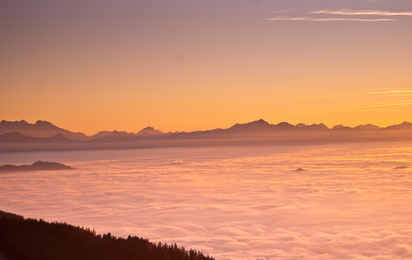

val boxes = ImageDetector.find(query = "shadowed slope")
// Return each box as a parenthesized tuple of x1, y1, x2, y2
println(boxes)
(0, 211, 214, 260)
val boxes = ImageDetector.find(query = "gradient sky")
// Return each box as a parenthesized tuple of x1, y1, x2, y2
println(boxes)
(1, 0, 411, 135)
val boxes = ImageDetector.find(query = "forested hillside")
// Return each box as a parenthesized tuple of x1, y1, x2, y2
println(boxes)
(0, 211, 214, 260)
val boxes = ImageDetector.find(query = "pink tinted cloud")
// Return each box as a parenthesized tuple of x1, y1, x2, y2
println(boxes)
(1, 145, 412, 260)
(311, 9, 412, 16)
(266, 16, 395, 22)
(266, 8, 412, 22)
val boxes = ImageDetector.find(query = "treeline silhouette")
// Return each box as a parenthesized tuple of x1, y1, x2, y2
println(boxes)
(0, 211, 214, 260)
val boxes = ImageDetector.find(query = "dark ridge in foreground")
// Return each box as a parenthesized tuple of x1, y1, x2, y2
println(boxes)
(0, 161, 74, 172)
(0, 210, 214, 260)
(0, 210, 24, 220)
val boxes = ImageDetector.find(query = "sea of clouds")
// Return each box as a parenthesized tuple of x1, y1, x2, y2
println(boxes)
(1, 143, 412, 260)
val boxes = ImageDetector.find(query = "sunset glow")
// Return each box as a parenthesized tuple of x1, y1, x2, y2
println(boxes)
(1, 1, 412, 260)
(1, 0, 411, 134)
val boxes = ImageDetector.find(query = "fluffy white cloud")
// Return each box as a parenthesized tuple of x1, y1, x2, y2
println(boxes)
(1, 144, 412, 259)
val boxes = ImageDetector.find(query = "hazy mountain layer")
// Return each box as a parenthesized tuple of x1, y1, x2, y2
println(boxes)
(0, 119, 411, 152)
(0, 120, 87, 140)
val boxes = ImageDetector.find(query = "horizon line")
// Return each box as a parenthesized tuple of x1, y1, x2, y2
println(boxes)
(1, 119, 411, 137)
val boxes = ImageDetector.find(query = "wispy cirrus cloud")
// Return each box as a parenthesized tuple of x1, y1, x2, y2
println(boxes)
(266, 8, 412, 22)
(266, 16, 395, 22)
(312, 9, 412, 16)
(369, 90, 412, 96)
(324, 100, 412, 110)
(370, 90, 412, 94)
(280, 100, 412, 117)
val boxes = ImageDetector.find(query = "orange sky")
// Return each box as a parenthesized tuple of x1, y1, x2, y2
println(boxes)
(1, 0, 411, 135)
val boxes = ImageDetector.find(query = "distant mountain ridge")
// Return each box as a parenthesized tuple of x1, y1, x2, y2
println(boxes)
(169, 119, 412, 139)
(0, 119, 411, 152)
(0, 120, 87, 140)
(2, 119, 412, 139)
(137, 126, 164, 136)
(0, 120, 165, 141)
(88, 127, 165, 140)
(0, 132, 75, 143)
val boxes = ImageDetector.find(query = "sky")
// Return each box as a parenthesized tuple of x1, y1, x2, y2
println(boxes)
(1, 0, 412, 135)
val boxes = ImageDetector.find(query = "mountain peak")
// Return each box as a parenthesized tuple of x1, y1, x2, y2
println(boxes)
(136, 126, 163, 136)
(385, 121, 412, 131)
(0, 120, 28, 125)
(356, 124, 380, 131)
(35, 120, 54, 126)
(332, 125, 346, 130)
(276, 122, 294, 127)
(254, 119, 269, 125)
(295, 123, 328, 129)
(317, 123, 328, 129)
(230, 119, 270, 129)
(142, 126, 155, 131)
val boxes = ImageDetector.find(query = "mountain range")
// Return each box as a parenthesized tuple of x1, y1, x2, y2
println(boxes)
(0, 120, 168, 141)
(0, 119, 411, 152)
(169, 119, 412, 139)
(0, 120, 87, 140)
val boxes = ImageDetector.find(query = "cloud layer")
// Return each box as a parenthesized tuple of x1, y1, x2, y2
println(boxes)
(1, 144, 412, 260)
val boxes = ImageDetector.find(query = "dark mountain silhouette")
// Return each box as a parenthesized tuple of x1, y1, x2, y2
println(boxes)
(168, 119, 412, 144)
(296, 123, 328, 131)
(0, 161, 74, 172)
(0, 119, 411, 152)
(332, 125, 346, 130)
(44, 133, 74, 142)
(0, 132, 76, 143)
(356, 124, 381, 131)
(170, 119, 284, 139)
(170, 119, 315, 139)
(0, 132, 40, 143)
(136, 126, 164, 136)
(88, 127, 165, 140)
(228, 119, 300, 133)
(0, 210, 23, 220)
(272, 122, 298, 132)
(384, 121, 412, 131)
(98, 130, 134, 140)
(0, 120, 87, 140)
(229, 119, 273, 132)
(88, 131, 113, 140)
